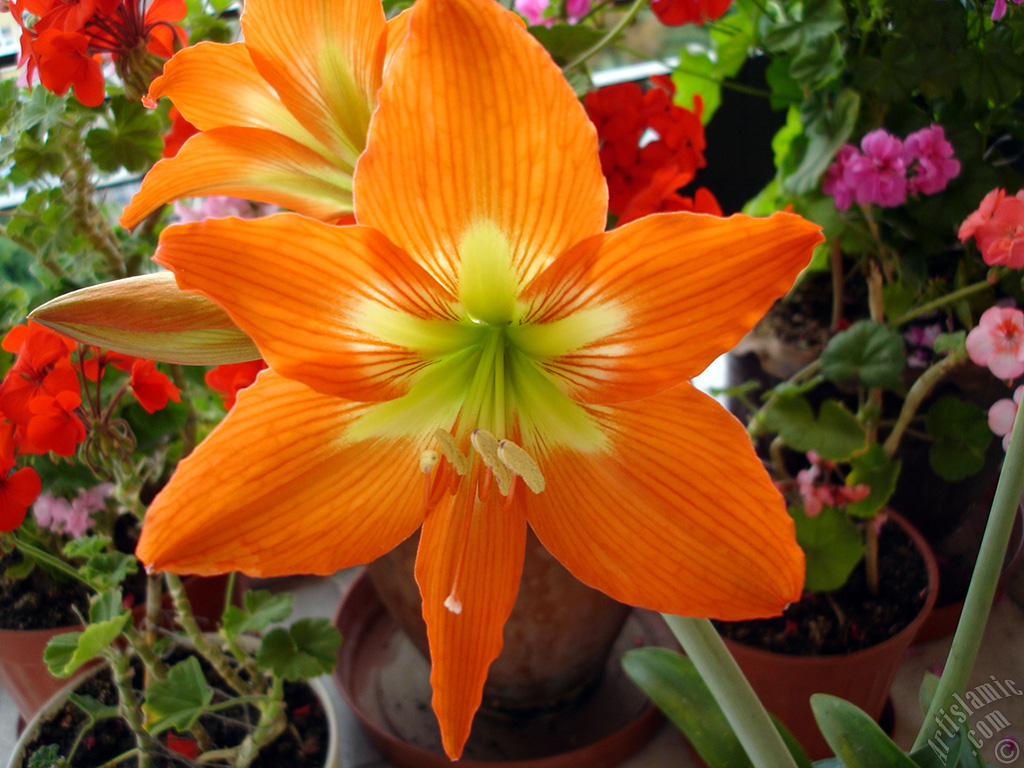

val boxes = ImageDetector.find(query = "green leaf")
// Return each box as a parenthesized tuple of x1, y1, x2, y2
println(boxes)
(919, 670, 940, 715)
(27, 744, 64, 768)
(257, 618, 341, 681)
(908, 732, 961, 768)
(528, 24, 604, 67)
(89, 590, 129, 624)
(932, 332, 966, 355)
(621, 647, 811, 768)
(925, 397, 992, 482)
(761, 394, 867, 461)
(62, 535, 113, 560)
(784, 88, 859, 195)
(788, 31, 843, 88)
(811, 694, 918, 767)
(672, 10, 756, 122)
(821, 320, 906, 388)
(221, 590, 294, 638)
(44, 613, 130, 677)
(84, 96, 163, 173)
(142, 656, 215, 736)
(78, 552, 138, 591)
(791, 506, 865, 592)
(846, 444, 900, 519)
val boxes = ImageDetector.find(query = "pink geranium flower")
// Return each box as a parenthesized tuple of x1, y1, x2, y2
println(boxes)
(905, 125, 960, 195)
(844, 129, 908, 208)
(966, 306, 1024, 380)
(992, 0, 1023, 20)
(959, 188, 1006, 242)
(822, 144, 859, 211)
(989, 387, 1022, 450)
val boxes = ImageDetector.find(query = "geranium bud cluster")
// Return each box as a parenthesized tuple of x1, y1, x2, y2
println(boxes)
(584, 75, 721, 225)
(822, 125, 961, 211)
(8, 0, 187, 106)
(0, 321, 180, 532)
(959, 188, 1024, 269)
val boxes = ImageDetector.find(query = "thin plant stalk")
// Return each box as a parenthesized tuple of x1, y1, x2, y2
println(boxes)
(912, 394, 1024, 751)
(661, 614, 799, 768)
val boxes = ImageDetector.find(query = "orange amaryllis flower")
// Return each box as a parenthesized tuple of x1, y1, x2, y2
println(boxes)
(120, 0, 406, 228)
(125, 0, 823, 757)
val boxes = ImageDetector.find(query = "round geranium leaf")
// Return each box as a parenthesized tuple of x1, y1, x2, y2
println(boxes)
(821, 320, 906, 388)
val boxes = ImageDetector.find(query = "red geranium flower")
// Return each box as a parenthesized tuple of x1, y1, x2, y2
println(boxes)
(650, 0, 732, 26)
(205, 360, 268, 410)
(26, 390, 87, 457)
(0, 466, 42, 532)
(129, 358, 181, 413)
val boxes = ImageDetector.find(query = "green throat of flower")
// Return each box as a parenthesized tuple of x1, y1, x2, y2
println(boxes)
(347, 220, 619, 457)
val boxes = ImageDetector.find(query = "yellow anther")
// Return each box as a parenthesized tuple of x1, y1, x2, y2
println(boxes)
(433, 429, 470, 476)
(497, 440, 546, 493)
(419, 449, 439, 474)
(470, 429, 512, 495)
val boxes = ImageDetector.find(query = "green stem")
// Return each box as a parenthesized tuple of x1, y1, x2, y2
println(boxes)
(912, 389, 1024, 751)
(661, 615, 798, 768)
(882, 347, 968, 459)
(563, 0, 645, 72)
(165, 573, 254, 697)
(232, 676, 287, 768)
(110, 650, 156, 768)
(888, 280, 994, 328)
(13, 538, 95, 590)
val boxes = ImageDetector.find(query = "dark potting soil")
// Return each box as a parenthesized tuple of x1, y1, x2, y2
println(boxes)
(715, 518, 930, 655)
(17, 653, 330, 768)
(0, 549, 91, 630)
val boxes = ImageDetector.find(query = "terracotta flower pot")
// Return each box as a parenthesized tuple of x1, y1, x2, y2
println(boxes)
(365, 528, 632, 714)
(722, 512, 939, 761)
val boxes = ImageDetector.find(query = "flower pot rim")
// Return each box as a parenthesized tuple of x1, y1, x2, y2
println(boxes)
(723, 510, 939, 662)
(6, 641, 341, 768)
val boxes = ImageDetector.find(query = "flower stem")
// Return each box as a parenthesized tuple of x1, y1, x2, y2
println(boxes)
(563, 0, 645, 72)
(661, 615, 798, 768)
(882, 347, 968, 459)
(911, 390, 1024, 750)
(13, 537, 94, 589)
(165, 572, 254, 697)
(889, 280, 994, 328)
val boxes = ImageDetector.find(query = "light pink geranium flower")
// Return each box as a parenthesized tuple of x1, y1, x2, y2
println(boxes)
(989, 386, 1023, 450)
(966, 306, 1024, 380)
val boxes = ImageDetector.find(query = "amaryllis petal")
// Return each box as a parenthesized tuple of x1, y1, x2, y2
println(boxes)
(355, 0, 606, 292)
(145, 42, 325, 151)
(120, 128, 354, 228)
(30, 272, 259, 365)
(154, 214, 461, 402)
(520, 211, 822, 403)
(528, 382, 804, 620)
(136, 370, 426, 575)
(240, 0, 385, 167)
(416, 469, 527, 758)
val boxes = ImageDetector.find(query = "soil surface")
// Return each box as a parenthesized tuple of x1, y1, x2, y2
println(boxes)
(0, 549, 90, 630)
(715, 518, 930, 655)
(16, 651, 330, 768)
